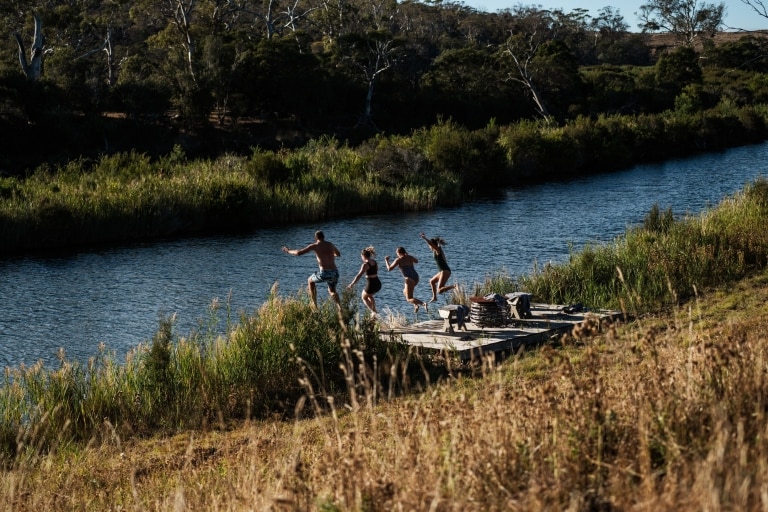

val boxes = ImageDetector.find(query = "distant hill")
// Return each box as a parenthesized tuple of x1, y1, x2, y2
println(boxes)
(646, 30, 768, 52)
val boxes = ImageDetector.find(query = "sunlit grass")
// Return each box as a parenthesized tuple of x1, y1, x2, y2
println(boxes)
(520, 178, 768, 313)
(3, 104, 767, 255)
(5, 264, 768, 509)
(1, 180, 768, 507)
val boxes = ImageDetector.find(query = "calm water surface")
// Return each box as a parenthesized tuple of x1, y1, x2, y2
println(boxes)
(1, 143, 767, 367)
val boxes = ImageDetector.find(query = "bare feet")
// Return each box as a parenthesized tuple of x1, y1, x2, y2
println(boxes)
(413, 303, 420, 313)
(423, 302, 429, 312)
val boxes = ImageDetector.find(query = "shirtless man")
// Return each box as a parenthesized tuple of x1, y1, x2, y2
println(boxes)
(282, 230, 341, 309)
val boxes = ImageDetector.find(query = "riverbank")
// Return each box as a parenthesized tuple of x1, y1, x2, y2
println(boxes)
(1, 105, 767, 256)
(0, 177, 766, 465)
(6, 261, 768, 509)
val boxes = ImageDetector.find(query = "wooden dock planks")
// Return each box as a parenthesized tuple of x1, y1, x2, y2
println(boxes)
(383, 304, 624, 360)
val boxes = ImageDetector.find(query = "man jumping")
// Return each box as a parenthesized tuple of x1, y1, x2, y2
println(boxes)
(282, 230, 341, 309)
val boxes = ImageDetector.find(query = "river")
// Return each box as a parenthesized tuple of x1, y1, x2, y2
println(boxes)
(1, 142, 766, 368)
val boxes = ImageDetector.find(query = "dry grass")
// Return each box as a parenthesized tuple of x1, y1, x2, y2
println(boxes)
(4, 268, 768, 510)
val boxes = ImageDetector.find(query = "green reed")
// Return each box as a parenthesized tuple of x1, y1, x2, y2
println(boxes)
(0, 139, 455, 253)
(0, 286, 421, 462)
(520, 178, 768, 312)
(4, 104, 767, 254)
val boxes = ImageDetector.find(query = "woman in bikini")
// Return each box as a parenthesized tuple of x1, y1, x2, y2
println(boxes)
(385, 246, 427, 313)
(347, 246, 382, 315)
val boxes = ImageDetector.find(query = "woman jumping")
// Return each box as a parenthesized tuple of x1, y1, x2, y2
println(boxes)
(347, 246, 382, 315)
(420, 232, 456, 303)
(385, 246, 427, 313)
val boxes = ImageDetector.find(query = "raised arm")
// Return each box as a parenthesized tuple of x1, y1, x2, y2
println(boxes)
(384, 255, 398, 271)
(420, 232, 439, 252)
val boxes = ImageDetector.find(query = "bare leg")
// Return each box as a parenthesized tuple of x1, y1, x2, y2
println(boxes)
(405, 278, 425, 312)
(428, 274, 439, 302)
(362, 291, 377, 314)
(329, 285, 341, 309)
(437, 270, 455, 295)
(307, 278, 318, 309)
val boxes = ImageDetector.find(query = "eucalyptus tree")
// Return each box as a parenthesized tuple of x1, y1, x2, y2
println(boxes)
(1, 0, 136, 114)
(590, 6, 652, 65)
(332, 30, 404, 128)
(128, 0, 235, 124)
(500, 6, 583, 121)
(421, 45, 521, 126)
(637, 0, 726, 46)
(2, 1, 66, 82)
(13, 13, 48, 81)
(325, 0, 408, 129)
(129, 0, 206, 84)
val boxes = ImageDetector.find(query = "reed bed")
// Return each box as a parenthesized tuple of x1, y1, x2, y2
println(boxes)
(0, 288, 419, 464)
(2, 104, 767, 255)
(521, 178, 768, 312)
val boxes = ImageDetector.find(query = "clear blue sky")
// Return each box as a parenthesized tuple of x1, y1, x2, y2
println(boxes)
(458, 1, 767, 32)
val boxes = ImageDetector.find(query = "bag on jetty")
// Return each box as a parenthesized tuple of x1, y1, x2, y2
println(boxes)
(505, 292, 532, 319)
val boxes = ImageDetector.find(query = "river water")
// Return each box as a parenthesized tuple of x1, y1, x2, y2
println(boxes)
(1, 142, 767, 368)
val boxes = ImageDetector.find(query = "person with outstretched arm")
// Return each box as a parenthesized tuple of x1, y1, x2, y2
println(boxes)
(384, 246, 427, 313)
(420, 232, 456, 303)
(282, 230, 341, 309)
(347, 246, 382, 316)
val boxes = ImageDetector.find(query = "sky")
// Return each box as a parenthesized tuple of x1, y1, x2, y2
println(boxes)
(458, 1, 768, 32)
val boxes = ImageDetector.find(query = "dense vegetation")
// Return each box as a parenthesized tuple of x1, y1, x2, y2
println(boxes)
(1, 1, 767, 174)
(1, 2, 767, 252)
(2, 103, 768, 255)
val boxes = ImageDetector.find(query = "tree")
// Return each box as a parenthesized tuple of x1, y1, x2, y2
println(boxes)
(656, 45, 702, 95)
(333, 29, 403, 129)
(500, 6, 584, 121)
(422, 46, 519, 127)
(740, 0, 768, 21)
(638, 0, 726, 46)
(14, 14, 50, 81)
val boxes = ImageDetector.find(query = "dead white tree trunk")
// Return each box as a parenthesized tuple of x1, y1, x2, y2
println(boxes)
(170, 0, 198, 83)
(76, 28, 116, 86)
(503, 31, 551, 122)
(15, 14, 48, 81)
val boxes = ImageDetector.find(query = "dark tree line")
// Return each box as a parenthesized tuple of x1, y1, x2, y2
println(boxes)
(2, 0, 764, 175)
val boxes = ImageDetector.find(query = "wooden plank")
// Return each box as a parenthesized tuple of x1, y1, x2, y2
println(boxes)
(383, 304, 623, 360)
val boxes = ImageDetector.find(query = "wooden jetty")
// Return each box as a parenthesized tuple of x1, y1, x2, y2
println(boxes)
(385, 302, 624, 361)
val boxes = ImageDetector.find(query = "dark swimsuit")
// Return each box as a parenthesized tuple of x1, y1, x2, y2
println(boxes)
(364, 260, 382, 294)
(399, 264, 419, 285)
(434, 249, 450, 272)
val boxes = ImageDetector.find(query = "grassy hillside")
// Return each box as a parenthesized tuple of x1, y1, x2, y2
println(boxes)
(3, 179, 768, 510)
(4, 265, 768, 509)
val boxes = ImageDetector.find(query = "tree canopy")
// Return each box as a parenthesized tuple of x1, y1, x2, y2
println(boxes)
(0, 1, 765, 174)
